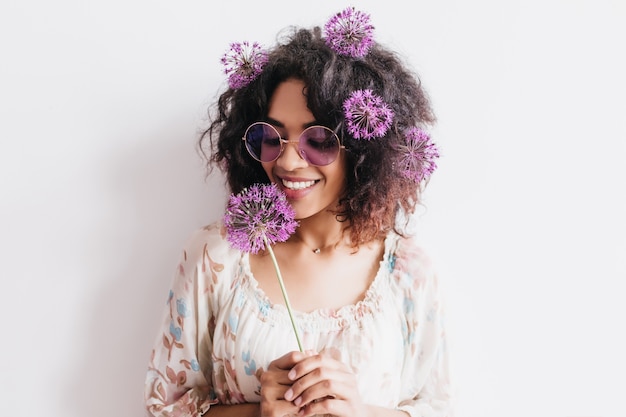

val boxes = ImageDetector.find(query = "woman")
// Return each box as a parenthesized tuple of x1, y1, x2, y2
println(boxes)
(145, 8, 452, 417)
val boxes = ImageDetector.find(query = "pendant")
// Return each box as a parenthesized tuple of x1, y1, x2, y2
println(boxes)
(313, 248, 321, 254)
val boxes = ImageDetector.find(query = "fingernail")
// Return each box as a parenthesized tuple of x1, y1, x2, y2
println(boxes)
(284, 388, 293, 400)
(294, 396, 302, 407)
(288, 369, 296, 380)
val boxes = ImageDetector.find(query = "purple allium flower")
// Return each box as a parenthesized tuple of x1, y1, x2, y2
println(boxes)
(324, 7, 374, 58)
(343, 89, 394, 140)
(223, 183, 298, 254)
(223, 183, 303, 351)
(398, 127, 440, 182)
(221, 41, 268, 89)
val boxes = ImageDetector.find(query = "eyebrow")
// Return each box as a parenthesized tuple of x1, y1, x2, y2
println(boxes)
(264, 117, 318, 130)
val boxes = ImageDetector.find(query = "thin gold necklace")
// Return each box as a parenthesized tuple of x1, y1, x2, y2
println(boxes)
(295, 234, 344, 254)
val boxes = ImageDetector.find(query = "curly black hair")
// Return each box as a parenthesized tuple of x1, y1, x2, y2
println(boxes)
(199, 26, 436, 246)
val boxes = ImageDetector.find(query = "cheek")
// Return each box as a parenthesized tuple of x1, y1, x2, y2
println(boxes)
(327, 161, 348, 187)
(260, 162, 275, 181)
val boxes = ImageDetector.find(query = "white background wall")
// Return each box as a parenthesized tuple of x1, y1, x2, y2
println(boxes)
(1, 1, 624, 416)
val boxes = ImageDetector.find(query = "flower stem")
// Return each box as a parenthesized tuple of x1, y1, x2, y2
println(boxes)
(263, 235, 303, 352)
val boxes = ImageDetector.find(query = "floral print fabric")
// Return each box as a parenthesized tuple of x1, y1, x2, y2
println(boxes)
(144, 222, 452, 416)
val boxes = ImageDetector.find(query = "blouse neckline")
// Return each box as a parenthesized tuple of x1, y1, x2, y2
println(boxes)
(237, 232, 400, 329)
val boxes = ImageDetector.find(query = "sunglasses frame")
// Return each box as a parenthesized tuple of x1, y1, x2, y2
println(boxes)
(242, 121, 345, 166)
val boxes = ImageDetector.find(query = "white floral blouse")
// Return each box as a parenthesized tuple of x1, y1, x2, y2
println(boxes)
(144, 222, 452, 417)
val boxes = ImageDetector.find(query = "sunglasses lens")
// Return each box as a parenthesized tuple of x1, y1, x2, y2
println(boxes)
(244, 123, 282, 162)
(299, 127, 340, 166)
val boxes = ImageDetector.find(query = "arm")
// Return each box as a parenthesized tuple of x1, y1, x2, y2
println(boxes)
(395, 311, 452, 417)
(144, 229, 219, 416)
(144, 226, 307, 417)
(205, 404, 260, 416)
(283, 351, 413, 417)
(203, 351, 316, 417)
(394, 245, 453, 417)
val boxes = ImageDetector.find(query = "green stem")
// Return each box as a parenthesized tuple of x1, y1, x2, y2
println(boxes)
(263, 235, 303, 352)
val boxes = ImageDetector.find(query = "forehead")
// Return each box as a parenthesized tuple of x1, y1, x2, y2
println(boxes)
(267, 79, 315, 127)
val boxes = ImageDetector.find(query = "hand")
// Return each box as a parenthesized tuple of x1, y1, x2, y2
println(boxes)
(283, 350, 367, 417)
(260, 350, 315, 417)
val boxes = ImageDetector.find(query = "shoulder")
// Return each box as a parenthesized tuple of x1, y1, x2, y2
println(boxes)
(177, 221, 241, 276)
(389, 233, 438, 292)
(392, 233, 435, 272)
(180, 221, 235, 260)
(173, 221, 242, 298)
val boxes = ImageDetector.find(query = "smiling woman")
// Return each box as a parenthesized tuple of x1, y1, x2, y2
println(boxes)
(144, 7, 451, 417)
(259, 79, 348, 220)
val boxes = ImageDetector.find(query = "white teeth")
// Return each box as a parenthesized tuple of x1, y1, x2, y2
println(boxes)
(282, 179, 316, 190)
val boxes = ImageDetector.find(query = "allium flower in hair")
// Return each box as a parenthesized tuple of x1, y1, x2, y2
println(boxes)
(221, 41, 268, 89)
(398, 127, 440, 182)
(343, 89, 394, 140)
(324, 7, 374, 58)
(223, 183, 303, 351)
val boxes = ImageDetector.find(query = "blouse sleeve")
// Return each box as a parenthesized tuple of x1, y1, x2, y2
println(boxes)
(393, 238, 454, 417)
(144, 225, 229, 416)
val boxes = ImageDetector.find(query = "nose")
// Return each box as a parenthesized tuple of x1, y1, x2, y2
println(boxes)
(276, 139, 308, 170)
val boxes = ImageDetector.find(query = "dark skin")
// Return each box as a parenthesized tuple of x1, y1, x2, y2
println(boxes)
(206, 350, 409, 417)
(205, 79, 409, 417)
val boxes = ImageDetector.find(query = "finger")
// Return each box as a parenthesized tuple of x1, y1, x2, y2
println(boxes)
(288, 366, 357, 408)
(259, 374, 304, 417)
(260, 376, 292, 402)
(259, 397, 301, 417)
(269, 350, 312, 371)
(298, 397, 348, 417)
(287, 353, 348, 382)
(286, 354, 352, 402)
(294, 378, 353, 408)
(266, 351, 316, 388)
(261, 351, 319, 398)
(259, 369, 292, 394)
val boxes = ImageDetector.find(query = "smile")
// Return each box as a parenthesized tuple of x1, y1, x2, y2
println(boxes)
(281, 179, 317, 190)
